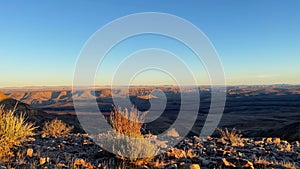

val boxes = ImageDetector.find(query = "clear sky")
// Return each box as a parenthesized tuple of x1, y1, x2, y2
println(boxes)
(0, 0, 299, 87)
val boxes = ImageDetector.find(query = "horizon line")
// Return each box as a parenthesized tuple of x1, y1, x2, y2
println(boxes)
(0, 83, 299, 89)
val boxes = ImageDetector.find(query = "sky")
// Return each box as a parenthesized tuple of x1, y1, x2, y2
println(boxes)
(0, 0, 299, 87)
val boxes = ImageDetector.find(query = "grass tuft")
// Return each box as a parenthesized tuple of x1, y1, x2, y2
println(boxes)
(100, 107, 158, 167)
(217, 128, 244, 147)
(42, 118, 73, 138)
(109, 107, 145, 138)
(0, 106, 36, 160)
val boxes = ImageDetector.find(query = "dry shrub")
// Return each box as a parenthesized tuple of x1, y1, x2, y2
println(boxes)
(100, 107, 157, 166)
(102, 131, 158, 165)
(254, 157, 296, 169)
(110, 107, 145, 138)
(217, 128, 244, 147)
(42, 118, 73, 138)
(254, 157, 272, 166)
(277, 161, 297, 169)
(0, 106, 36, 160)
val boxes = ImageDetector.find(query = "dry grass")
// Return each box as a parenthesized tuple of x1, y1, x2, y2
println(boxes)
(254, 157, 296, 169)
(42, 118, 73, 138)
(217, 128, 244, 147)
(109, 107, 145, 138)
(101, 107, 158, 166)
(102, 132, 158, 165)
(254, 157, 272, 166)
(279, 162, 297, 169)
(0, 106, 36, 160)
(276, 161, 297, 169)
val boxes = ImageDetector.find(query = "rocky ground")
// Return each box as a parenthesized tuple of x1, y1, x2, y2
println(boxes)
(1, 132, 299, 169)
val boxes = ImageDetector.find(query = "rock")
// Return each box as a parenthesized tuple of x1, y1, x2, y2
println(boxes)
(0, 91, 9, 101)
(273, 138, 280, 143)
(26, 148, 33, 157)
(85, 162, 94, 169)
(41, 133, 47, 138)
(242, 160, 254, 169)
(166, 164, 178, 169)
(39, 157, 50, 165)
(179, 163, 200, 169)
(207, 136, 213, 141)
(222, 158, 236, 168)
(201, 159, 210, 166)
(74, 158, 86, 167)
(266, 138, 273, 143)
(154, 139, 168, 148)
(56, 163, 67, 168)
(189, 164, 201, 169)
(166, 148, 186, 158)
(193, 136, 200, 143)
(166, 128, 180, 137)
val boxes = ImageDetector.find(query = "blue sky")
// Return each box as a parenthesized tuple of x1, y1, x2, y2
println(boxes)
(0, 1, 299, 87)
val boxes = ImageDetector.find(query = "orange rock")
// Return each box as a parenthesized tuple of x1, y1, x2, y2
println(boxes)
(74, 158, 86, 167)
(56, 163, 67, 167)
(242, 160, 254, 169)
(266, 138, 273, 143)
(26, 148, 33, 157)
(166, 148, 186, 158)
(189, 164, 200, 169)
(273, 138, 281, 143)
(40, 157, 50, 165)
(85, 162, 94, 169)
(222, 158, 236, 168)
(180, 164, 201, 169)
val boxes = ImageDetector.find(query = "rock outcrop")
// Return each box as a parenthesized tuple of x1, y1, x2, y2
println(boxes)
(0, 90, 83, 133)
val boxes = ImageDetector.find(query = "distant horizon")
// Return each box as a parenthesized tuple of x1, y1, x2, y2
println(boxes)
(1, 83, 299, 89)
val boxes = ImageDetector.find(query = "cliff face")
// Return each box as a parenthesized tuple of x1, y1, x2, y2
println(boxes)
(0, 90, 83, 133)
(0, 90, 9, 102)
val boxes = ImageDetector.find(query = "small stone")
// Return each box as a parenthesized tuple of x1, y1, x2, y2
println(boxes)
(26, 148, 33, 157)
(166, 164, 178, 169)
(82, 133, 89, 137)
(56, 163, 66, 167)
(193, 136, 200, 143)
(207, 136, 213, 141)
(166, 128, 180, 137)
(222, 158, 236, 168)
(40, 157, 49, 165)
(242, 160, 254, 169)
(74, 158, 86, 167)
(154, 139, 168, 148)
(273, 138, 280, 144)
(85, 163, 94, 169)
(266, 138, 273, 143)
(41, 133, 47, 138)
(166, 148, 186, 158)
(201, 159, 210, 166)
(188, 164, 200, 169)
